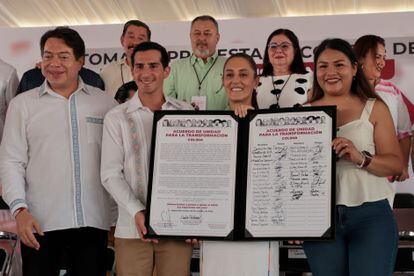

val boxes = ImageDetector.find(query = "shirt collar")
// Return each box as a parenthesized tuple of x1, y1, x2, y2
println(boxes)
(118, 56, 133, 71)
(164, 97, 182, 109)
(126, 91, 143, 113)
(126, 92, 181, 113)
(118, 57, 129, 66)
(190, 52, 218, 66)
(39, 77, 90, 97)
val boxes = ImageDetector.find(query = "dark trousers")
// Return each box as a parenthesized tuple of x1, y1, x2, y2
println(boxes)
(303, 199, 398, 276)
(21, 227, 108, 276)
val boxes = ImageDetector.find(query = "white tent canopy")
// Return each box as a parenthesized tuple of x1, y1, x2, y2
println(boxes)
(0, 0, 413, 27)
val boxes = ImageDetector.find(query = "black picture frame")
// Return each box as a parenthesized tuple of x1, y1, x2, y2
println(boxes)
(145, 106, 336, 241)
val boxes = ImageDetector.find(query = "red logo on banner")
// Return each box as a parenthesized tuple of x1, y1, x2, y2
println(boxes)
(10, 41, 31, 56)
(380, 60, 395, 80)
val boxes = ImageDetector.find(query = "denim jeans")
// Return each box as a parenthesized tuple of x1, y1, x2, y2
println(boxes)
(303, 199, 398, 276)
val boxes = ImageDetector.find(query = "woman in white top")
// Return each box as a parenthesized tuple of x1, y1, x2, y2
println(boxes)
(257, 29, 312, 109)
(303, 38, 402, 276)
(354, 35, 411, 184)
(200, 53, 279, 276)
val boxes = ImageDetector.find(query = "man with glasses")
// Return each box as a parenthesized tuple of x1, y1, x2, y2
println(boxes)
(0, 27, 116, 275)
(164, 15, 228, 110)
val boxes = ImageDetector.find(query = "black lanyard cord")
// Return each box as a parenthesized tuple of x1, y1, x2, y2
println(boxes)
(271, 74, 292, 109)
(120, 63, 125, 85)
(191, 55, 219, 92)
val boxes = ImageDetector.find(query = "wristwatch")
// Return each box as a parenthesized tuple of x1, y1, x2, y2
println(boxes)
(361, 150, 373, 168)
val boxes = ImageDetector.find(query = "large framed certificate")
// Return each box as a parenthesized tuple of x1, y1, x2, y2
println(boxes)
(145, 106, 336, 240)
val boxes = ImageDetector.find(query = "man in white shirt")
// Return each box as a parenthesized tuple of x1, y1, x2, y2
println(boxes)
(101, 41, 193, 276)
(0, 27, 116, 275)
(0, 58, 19, 142)
(100, 20, 151, 97)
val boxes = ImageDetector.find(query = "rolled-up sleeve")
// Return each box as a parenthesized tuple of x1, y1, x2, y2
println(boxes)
(101, 112, 145, 218)
(0, 98, 28, 214)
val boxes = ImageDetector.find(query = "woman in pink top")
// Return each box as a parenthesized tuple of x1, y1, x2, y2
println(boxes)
(353, 35, 412, 183)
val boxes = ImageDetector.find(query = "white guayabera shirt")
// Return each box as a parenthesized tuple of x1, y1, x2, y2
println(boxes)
(101, 92, 192, 238)
(0, 78, 117, 232)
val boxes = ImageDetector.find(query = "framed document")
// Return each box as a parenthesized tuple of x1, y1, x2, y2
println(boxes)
(145, 106, 336, 240)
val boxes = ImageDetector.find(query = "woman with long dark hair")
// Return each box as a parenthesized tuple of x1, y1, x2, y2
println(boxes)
(303, 38, 402, 276)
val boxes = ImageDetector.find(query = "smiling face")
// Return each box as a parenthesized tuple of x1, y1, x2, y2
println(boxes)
(132, 49, 170, 97)
(267, 34, 295, 75)
(121, 25, 149, 63)
(41, 37, 83, 95)
(190, 19, 220, 60)
(223, 57, 259, 106)
(361, 43, 386, 84)
(316, 48, 357, 97)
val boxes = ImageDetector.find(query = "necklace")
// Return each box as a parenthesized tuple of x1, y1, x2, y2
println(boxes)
(270, 74, 292, 109)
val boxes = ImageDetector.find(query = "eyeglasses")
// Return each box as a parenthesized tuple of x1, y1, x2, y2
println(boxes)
(267, 42, 292, 52)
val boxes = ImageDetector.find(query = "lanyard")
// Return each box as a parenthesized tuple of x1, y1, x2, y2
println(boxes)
(270, 74, 292, 109)
(191, 55, 218, 93)
(120, 63, 125, 85)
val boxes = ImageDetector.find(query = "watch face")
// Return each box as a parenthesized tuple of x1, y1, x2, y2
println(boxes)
(362, 150, 373, 158)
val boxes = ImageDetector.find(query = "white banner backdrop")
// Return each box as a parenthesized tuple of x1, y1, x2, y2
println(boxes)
(0, 11, 414, 193)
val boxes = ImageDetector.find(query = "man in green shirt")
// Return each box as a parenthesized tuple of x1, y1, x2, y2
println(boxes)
(163, 15, 228, 110)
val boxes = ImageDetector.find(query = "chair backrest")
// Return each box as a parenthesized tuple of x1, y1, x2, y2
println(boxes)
(393, 208, 414, 231)
(393, 193, 414, 209)
(0, 248, 7, 273)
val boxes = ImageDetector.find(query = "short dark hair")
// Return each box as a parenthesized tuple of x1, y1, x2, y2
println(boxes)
(262, 29, 307, 76)
(353, 35, 385, 63)
(310, 38, 380, 103)
(115, 80, 137, 103)
(40, 26, 85, 60)
(122, 20, 151, 40)
(191, 15, 219, 33)
(131, 42, 170, 68)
